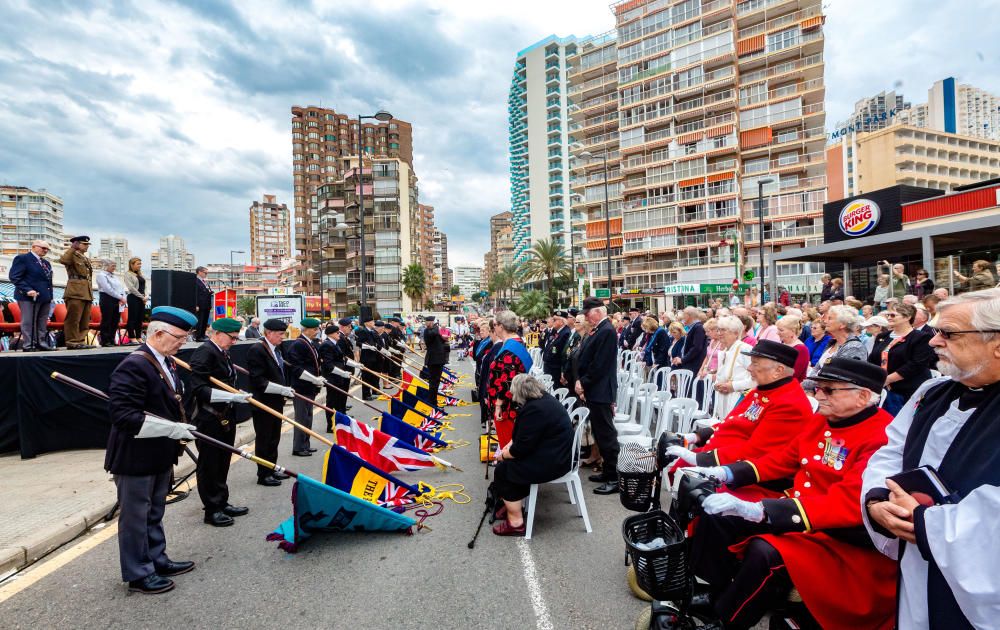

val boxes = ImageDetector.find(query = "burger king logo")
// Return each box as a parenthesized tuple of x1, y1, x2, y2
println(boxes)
(838, 199, 880, 237)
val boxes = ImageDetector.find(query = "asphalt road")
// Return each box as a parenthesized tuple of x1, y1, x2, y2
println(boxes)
(0, 356, 650, 630)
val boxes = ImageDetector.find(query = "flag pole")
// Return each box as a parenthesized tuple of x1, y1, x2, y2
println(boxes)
(49, 371, 298, 478)
(339, 368, 444, 422)
(172, 357, 335, 448)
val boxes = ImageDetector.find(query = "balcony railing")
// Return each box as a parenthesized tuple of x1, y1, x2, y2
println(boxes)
(740, 53, 824, 86)
(740, 78, 824, 107)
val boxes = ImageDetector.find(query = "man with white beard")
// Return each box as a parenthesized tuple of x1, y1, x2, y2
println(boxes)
(862, 288, 1000, 628)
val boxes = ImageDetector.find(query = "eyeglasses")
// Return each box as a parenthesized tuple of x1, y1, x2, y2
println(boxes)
(814, 386, 859, 396)
(226, 333, 240, 341)
(159, 330, 187, 341)
(930, 328, 1000, 340)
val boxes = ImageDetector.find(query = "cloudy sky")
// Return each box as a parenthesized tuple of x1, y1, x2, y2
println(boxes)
(2, 0, 999, 270)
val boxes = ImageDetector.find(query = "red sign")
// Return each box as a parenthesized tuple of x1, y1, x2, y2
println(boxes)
(305, 295, 331, 317)
(732, 279, 739, 291)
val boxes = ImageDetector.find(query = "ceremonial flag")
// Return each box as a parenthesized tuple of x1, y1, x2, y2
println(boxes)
(268, 474, 415, 553)
(380, 411, 448, 452)
(389, 397, 444, 429)
(321, 445, 423, 508)
(333, 412, 438, 472)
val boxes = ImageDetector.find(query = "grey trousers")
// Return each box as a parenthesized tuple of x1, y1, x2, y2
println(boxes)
(114, 470, 171, 582)
(292, 395, 315, 452)
(17, 299, 50, 349)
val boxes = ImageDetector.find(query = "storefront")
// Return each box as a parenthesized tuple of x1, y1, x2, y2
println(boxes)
(770, 180, 1000, 303)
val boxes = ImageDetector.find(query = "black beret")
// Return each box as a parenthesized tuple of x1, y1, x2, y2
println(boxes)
(69, 235, 90, 243)
(263, 319, 288, 332)
(567, 308, 579, 317)
(425, 315, 436, 322)
(741, 339, 799, 369)
(361, 314, 373, 323)
(815, 358, 888, 395)
(374, 320, 385, 327)
(338, 318, 353, 327)
(628, 306, 641, 312)
(581, 297, 604, 312)
(553, 310, 568, 318)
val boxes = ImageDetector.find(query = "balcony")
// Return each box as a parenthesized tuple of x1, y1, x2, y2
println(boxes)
(739, 78, 824, 108)
(741, 149, 825, 175)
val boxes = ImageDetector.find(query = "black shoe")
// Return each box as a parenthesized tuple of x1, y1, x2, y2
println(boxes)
(588, 473, 608, 483)
(593, 481, 618, 495)
(222, 505, 249, 517)
(204, 511, 234, 527)
(127, 573, 175, 594)
(156, 560, 195, 577)
(257, 475, 281, 487)
(291, 450, 312, 457)
(307, 447, 317, 453)
(271, 471, 290, 480)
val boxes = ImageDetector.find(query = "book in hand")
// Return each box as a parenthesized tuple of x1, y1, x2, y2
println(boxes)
(888, 465, 956, 507)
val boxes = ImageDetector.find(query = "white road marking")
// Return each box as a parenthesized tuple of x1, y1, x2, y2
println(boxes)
(517, 538, 554, 630)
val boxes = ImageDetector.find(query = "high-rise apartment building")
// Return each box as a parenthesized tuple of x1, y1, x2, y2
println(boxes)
(290, 105, 413, 293)
(249, 194, 291, 268)
(432, 229, 450, 299)
(923, 77, 1000, 141)
(0, 186, 64, 256)
(567, 31, 623, 296)
(97, 236, 133, 274)
(150, 234, 195, 272)
(484, 210, 515, 287)
(833, 90, 909, 136)
(415, 204, 437, 299)
(508, 35, 579, 264)
(315, 157, 419, 315)
(603, 0, 826, 295)
(454, 266, 482, 298)
(826, 124, 1000, 200)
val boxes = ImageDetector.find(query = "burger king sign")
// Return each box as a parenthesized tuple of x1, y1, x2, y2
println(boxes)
(838, 198, 881, 237)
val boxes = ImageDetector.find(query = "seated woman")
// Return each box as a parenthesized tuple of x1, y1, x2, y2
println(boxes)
(492, 374, 575, 537)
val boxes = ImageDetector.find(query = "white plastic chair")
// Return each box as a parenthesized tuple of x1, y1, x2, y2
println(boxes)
(657, 398, 700, 436)
(615, 378, 642, 424)
(691, 374, 714, 419)
(669, 369, 695, 399)
(552, 387, 569, 402)
(561, 395, 577, 414)
(537, 373, 553, 391)
(651, 366, 671, 390)
(617, 383, 657, 439)
(525, 411, 592, 540)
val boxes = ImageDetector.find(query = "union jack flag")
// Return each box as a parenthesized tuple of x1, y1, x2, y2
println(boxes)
(334, 412, 438, 472)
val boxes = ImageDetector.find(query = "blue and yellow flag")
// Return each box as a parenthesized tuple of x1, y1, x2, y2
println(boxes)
(268, 474, 415, 552)
(380, 411, 448, 452)
(321, 445, 423, 508)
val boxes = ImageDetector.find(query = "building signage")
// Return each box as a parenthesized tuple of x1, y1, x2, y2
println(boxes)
(838, 198, 881, 237)
(256, 295, 305, 328)
(663, 284, 700, 296)
(664, 283, 752, 295)
(828, 108, 902, 140)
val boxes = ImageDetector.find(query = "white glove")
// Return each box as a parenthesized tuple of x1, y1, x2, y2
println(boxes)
(265, 381, 295, 398)
(299, 370, 326, 386)
(379, 348, 393, 357)
(686, 466, 730, 484)
(331, 366, 352, 379)
(346, 359, 362, 369)
(683, 433, 699, 446)
(702, 493, 765, 523)
(136, 415, 196, 440)
(666, 445, 698, 465)
(362, 344, 378, 351)
(396, 341, 408, 350)
(210, 389, 252, 404)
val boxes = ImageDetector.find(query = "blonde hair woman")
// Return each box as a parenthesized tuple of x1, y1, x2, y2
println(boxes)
(123, 257, 146, 345)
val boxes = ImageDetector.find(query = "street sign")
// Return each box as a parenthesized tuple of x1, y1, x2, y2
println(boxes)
(576, 264, 586, 278)
(731, 279, 739, 291)
(743, 270, 755, 281)
(595, 288, 611, 298)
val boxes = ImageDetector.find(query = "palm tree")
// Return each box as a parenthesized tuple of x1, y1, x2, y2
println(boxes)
(401, 263, 426, 309)
(521, 238, 570, 308)
(512, 290, 549, 320)
(491, 264, 522, 309)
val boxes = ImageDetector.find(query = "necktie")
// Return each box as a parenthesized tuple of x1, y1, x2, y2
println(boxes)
(274, 347, 284, 370)
(166, 358, 180, 391)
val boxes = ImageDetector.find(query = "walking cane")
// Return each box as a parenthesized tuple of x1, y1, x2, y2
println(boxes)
(50, 371, 297, 478)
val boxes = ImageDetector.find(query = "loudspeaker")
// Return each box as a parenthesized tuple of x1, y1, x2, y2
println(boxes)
(151, 270, 197, 312)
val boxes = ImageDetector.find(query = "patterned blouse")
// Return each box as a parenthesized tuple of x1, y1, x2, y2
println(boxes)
(485, 345, 528, 425)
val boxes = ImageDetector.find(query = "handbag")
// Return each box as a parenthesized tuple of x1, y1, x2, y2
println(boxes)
(471, 387, 479, 403)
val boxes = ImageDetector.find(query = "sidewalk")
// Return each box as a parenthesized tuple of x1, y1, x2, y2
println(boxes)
(0, 422, 257, 578)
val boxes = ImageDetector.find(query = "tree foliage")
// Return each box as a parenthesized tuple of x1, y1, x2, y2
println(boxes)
(237, 296, 257, 318)
(512, 290, 549, 320)
(402, 263, 426, 306)
(520, 238, 570, 308)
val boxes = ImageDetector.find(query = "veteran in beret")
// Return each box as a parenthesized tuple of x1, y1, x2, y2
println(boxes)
(245, 319, 295, 486)
(188, 317, 251, 526)
(286, 317, 325, 456)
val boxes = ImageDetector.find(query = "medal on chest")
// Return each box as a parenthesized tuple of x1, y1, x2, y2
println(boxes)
(821, 435, 849, 471)
(743, 394, 767, 422)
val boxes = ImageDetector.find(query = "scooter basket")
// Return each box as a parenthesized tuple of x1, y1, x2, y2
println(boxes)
(622, 510, 692, 602)
(617, 470, 659, 512)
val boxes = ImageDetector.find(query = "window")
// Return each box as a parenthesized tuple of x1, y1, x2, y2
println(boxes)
(767, 27, 799, 53)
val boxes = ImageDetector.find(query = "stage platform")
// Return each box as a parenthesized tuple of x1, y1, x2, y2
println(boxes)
(0, 341, 260, 458)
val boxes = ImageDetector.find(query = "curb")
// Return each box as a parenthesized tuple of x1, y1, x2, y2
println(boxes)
(0, 428, 258, 579)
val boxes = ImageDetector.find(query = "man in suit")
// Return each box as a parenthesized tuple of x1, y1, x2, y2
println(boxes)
(575, 296, 620, 495)
(319, 323, 349, 431)
(623, 306, 644, 349)
(106, 306, 198, 594)
(355, 315, 381, 400)
(193, 266, 214, 341)
(542, 310, 570, 385)
(388, 317, 407, 379)
(58, 235, 96, 349)
(245, 318, 294, 486)
(422, 315, 449, 402)
(244, 317, 262, 339)
(375, 320, 392, 377)
(9, 240, 54, 351)
(674, 306, 708, 373)
(188, 317, 251, 526)
(286, 318, 325, 455)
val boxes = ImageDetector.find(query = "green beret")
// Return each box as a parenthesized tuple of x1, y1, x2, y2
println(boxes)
(300, 317, 321, 329)
(211, 317, 242, 333)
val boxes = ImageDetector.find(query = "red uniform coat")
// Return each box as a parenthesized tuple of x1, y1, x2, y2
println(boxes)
(727, 407, 897, 630)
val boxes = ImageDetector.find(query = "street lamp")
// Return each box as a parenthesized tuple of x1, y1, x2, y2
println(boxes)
(575, 148, 613, 311)
(229, 250, 244, 292)
(756, 178, 775, 299)
(356, 109, 394, 321)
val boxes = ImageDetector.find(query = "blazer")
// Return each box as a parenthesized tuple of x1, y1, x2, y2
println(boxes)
(105, 344, 186, 475)
(58, 248, 93, 300)
(678, 321, 707, 373)
(195, 276, 213, 307)
(576, 318, 618, 404)
(423, 324, 448, 366)
(9, 252, 53, 302)
(868, 328, 934, 398)
(643, 327, 670, 366)
(542, 325, 570, 369)
(123, 271, 146, 299)
(286, 335, 322, 397)
(246, 339, 286, 411)
(318, 337, 348, 382)
(187, 340, 239, 429)
(244, 325, 262, 339)
(505, 393, 574, 485)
